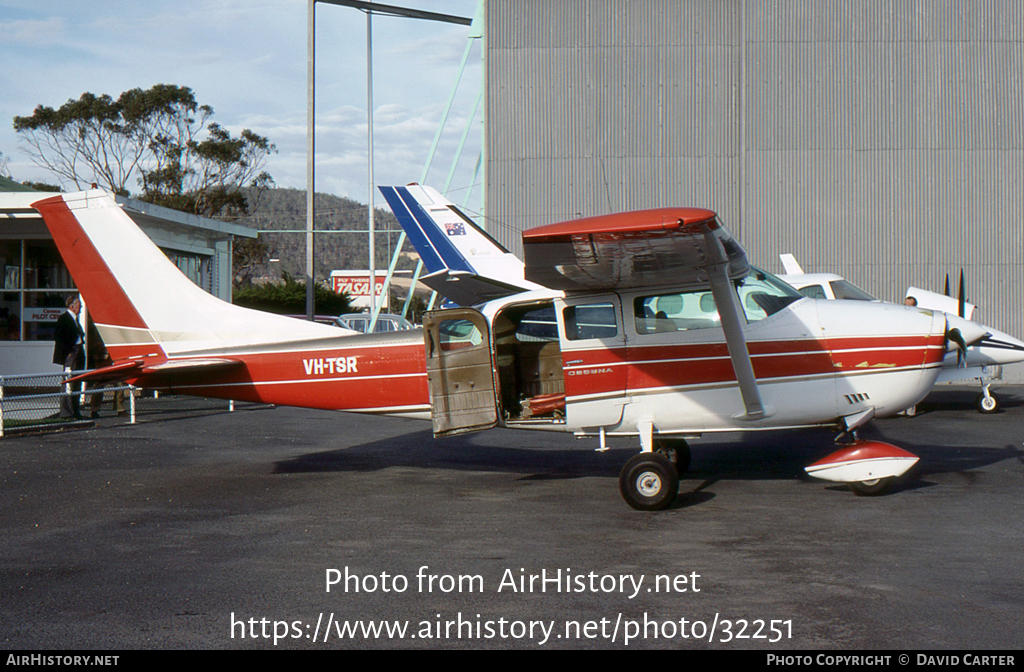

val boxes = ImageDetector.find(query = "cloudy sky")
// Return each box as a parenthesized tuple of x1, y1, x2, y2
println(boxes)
(0, 0, 483, 207)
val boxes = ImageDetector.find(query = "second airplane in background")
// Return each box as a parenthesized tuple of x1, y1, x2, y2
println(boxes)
(778, 254, 1024, 414)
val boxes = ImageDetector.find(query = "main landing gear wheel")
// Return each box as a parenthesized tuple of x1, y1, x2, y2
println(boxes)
(619, 453, 679, 511)
(653, 438, 691, 476)
(975, 392, 999, 414)
(848, 477, 894, 497)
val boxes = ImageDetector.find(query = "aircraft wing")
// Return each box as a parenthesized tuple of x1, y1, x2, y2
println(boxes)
(379, 184, 543, 305)
(521, 207, 749, 291)
(523, 208, 766, 419)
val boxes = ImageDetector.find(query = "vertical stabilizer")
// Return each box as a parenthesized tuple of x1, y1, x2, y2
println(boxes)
(32, 190, 353, 359)
(379, 184, 542, 305)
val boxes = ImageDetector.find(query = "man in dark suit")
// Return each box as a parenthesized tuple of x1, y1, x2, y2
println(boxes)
(53, 295, 85, 419)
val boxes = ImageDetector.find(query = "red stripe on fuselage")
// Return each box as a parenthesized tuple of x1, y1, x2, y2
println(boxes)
(130, 340, 430, 412)
(564, 336, 945, 397)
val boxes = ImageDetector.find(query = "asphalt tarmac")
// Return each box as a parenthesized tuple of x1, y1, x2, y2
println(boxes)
(1, 386, 1022, 650)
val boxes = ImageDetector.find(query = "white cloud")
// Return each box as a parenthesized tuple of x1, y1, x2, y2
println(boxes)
(0, 0, 482, 202)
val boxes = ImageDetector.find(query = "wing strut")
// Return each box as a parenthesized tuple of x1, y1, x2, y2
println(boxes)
(703, 230, 770, 420)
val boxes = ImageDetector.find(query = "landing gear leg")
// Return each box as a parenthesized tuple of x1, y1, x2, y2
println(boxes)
(653, 438, 691, 476)
(619, 453, 679, 511)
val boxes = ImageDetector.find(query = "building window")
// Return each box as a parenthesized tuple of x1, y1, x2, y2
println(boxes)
(0, 238, 215, 342)
(163, 250, 212, 292)
(0, 239, 77, 342)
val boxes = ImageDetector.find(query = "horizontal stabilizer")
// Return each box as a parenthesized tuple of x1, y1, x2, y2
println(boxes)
(141, 358, 245, 375)
(66, 358, 244, 386)
(419, 269, 533, 306)
(66, 360, 144, 384)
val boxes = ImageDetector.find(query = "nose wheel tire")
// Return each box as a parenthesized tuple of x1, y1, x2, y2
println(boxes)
(848, 477, 894, 496)
(619, 453, 679, 511)
(975, 392, 999, 414)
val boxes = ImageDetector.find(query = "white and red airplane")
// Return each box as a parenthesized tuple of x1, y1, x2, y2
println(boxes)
(32, 188, 987, 510)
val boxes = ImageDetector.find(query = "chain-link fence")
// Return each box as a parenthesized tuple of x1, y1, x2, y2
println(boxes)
(0, 370, 270, 437)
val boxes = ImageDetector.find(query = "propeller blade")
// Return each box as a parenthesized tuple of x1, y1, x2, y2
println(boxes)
(944, 273, 950, 297)
(958, 269, 965, 319)
(946, 326, 967, 364)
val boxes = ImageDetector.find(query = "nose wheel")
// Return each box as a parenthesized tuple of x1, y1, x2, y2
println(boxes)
(619, 453, 679, 511)
(848, 477, 894, 496)
(975, 390, 999, 414)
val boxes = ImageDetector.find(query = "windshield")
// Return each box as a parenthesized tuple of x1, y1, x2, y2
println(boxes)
(829, 279, 877, 301)
(737, 267, 804, 320)
(632, 266, 803, 334)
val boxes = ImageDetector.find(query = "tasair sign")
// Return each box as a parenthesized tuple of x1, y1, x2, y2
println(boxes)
(330, 271, 388, 310)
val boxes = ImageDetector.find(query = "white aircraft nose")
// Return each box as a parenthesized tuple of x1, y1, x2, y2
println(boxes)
(972, 325, 1024, 366)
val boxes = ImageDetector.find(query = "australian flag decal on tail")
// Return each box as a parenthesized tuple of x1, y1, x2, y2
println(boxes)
(444, 222, 466, 236)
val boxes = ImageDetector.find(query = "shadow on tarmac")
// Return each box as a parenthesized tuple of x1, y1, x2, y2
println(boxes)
(273, 386, 1022, 501)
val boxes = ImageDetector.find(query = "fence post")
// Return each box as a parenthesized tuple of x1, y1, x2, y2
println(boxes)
(129, 385, 137, 424)
(0, 380, 5, 439)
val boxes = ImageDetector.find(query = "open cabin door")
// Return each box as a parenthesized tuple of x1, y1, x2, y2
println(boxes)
(422, 308, 498, 437)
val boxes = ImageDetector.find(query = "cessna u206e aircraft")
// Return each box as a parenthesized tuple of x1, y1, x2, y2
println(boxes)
(33, 190, 986, 510)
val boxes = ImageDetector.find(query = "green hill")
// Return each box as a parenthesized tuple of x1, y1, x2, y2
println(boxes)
(237, 188, 415, 283)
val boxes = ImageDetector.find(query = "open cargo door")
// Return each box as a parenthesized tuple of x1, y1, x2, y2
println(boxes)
(423, 308, 498, 436)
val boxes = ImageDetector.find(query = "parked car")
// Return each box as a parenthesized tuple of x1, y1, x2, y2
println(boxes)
(334, 313, 416, 334)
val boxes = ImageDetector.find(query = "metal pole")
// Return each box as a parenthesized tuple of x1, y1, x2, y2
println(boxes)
(306, 0, 317, 320)
(443, 89, 483, 194)
(420, 39, 474, 184)
(367, 10, 377, 330)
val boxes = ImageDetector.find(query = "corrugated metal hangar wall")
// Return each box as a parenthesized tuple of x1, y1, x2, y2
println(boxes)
(483, 0, 1024, 381)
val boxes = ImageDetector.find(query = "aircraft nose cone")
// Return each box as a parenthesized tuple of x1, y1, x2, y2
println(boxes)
(974, 326, 1024, 366)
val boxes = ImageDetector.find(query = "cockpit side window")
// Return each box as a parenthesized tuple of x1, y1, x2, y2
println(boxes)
(736, 268, 804, 322)
(798, 284, 828, 300)
(829, 279, 877, 301)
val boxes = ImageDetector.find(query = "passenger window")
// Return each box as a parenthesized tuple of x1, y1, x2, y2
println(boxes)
(563, 303, 618, 340)
(516, 305, 559, 342)
(633, 291, 720, 334)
